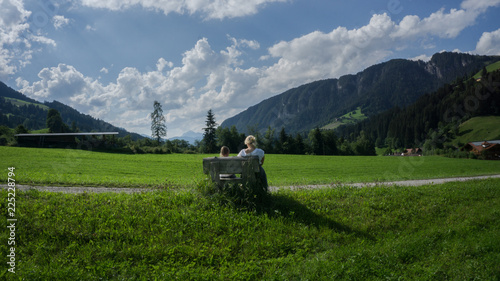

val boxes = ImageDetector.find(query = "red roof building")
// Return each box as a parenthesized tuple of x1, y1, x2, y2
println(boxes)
(462, 140, 500, 160)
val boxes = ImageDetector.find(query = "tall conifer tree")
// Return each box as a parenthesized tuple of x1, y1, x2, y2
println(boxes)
(202, 109, 218, 153)
(151, 100, 167, 144)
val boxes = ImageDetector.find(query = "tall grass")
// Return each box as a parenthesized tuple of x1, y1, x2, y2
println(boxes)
(1, 179, 499, 279)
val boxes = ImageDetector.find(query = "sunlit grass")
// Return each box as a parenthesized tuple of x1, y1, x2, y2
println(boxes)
(2, 146, 500, 187)
(1, 179, 499, 279)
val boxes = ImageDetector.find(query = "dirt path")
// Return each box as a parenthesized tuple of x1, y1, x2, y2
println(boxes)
(2, 175, 500, 194)
(269, 174, 500, 192)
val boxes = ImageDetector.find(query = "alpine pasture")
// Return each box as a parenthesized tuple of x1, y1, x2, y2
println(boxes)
(1, 146, 500, 280)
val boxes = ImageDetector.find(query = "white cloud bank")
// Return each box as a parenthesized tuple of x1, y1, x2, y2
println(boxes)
(14, 0, 500, 136)
(80, 0, 289, 20)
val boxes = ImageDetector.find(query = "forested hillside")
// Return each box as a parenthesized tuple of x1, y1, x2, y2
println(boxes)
(221, 52, 499, 135)
(336, 69, 500, 150)
(0, 82, 143, 140)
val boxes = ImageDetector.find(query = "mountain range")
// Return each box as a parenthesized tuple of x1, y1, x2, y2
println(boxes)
(220, 52, 499, 135)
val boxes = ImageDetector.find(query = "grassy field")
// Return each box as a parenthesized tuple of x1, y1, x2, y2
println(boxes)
(4, 97, 50, 110)
(1, 179, 499, 279)
(473, 60, 500, 79)
(322, 107, 367, 130)
(2, 146, 500, 188)
(1, 146, 500, 279)
(452, 116, 500, 146)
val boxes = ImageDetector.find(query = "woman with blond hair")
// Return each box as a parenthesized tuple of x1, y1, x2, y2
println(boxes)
(237, 135, 268, 189)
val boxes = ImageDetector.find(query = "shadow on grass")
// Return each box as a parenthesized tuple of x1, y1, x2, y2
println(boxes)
(261, 193, 374, 240)
(199, 179, 373, 240)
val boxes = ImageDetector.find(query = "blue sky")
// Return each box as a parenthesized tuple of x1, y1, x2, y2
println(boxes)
(1, 0, 500, 137)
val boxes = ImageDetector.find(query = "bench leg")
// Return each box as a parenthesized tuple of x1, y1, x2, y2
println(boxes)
(209, 162, 221, 185)
(259, 166, 268, 190)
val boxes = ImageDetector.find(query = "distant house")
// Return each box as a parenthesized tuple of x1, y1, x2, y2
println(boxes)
(404, 148, 422, 156)
(462, 140, 500, 160)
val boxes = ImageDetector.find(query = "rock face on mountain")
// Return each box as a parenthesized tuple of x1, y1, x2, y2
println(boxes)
(221, 52, 498, 135)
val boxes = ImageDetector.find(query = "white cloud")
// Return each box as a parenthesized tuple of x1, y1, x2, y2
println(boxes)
(19, 64, 92, 100)
(85, 24, 96, 31)
(0, 0, 55, 78)
(80, 0, 288, 20)
(52, 15, 70, 29)
(410, 54, 432, 62)
(461, 0, 500, 12)
(156, 58, 173, 72)
(392, 8, 477, 40)
(474, 28, 500, 55)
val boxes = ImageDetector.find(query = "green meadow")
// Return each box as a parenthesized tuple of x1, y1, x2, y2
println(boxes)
(322, 107, 367, 130)
(1, 146, 500, 279)
(451, 116, 500, 147)
(1, 146, 500, 188)
(1, 179, 500, 279)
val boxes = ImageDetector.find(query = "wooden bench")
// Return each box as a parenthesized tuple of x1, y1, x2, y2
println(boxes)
(203, 156, 260, 185)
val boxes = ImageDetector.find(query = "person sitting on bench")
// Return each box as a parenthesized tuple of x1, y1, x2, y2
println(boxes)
(219, 146, 236, 179)
(237, 135, 268, 188)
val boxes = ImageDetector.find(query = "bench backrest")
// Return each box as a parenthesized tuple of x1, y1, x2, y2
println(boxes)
(203, 156, 260, 173)
(203, 156, 260, 183)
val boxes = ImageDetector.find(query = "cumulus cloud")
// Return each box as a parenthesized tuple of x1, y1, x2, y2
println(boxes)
(18, 64, 92, 100)
(18, 37, 264, 136)
(80, 0, 288, 20)
(410, 54, 433, 62)
(260, 13, 397, 92)
(392, 8, 476, 39)
(474, 28, 500, 55)
(156, 58, 173, 72)
(0, 0, 55, 78)
(461, 0, 500, 12)
(52, 15, 70, 29)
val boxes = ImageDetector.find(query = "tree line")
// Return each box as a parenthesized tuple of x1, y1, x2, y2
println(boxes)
(0, 97, 376, 155)
(197, 109, 375, 156)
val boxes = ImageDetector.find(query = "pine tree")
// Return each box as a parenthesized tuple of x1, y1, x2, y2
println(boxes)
(309, 127, 324, 155)
(151, 101, 167, 144)
(46, 109, 67, 133)
(202, 109, 218, 153)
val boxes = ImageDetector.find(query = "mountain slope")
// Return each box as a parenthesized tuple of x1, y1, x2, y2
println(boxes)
(0, 82, 143, 140)
(221, 52, 499, 135)
(454, 116, 500, 145)
(335, 68, 500, 149)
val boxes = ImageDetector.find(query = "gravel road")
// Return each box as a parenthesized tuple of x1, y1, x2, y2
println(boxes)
(2, 174, 499, 194)
(269, 174, 500, 192)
